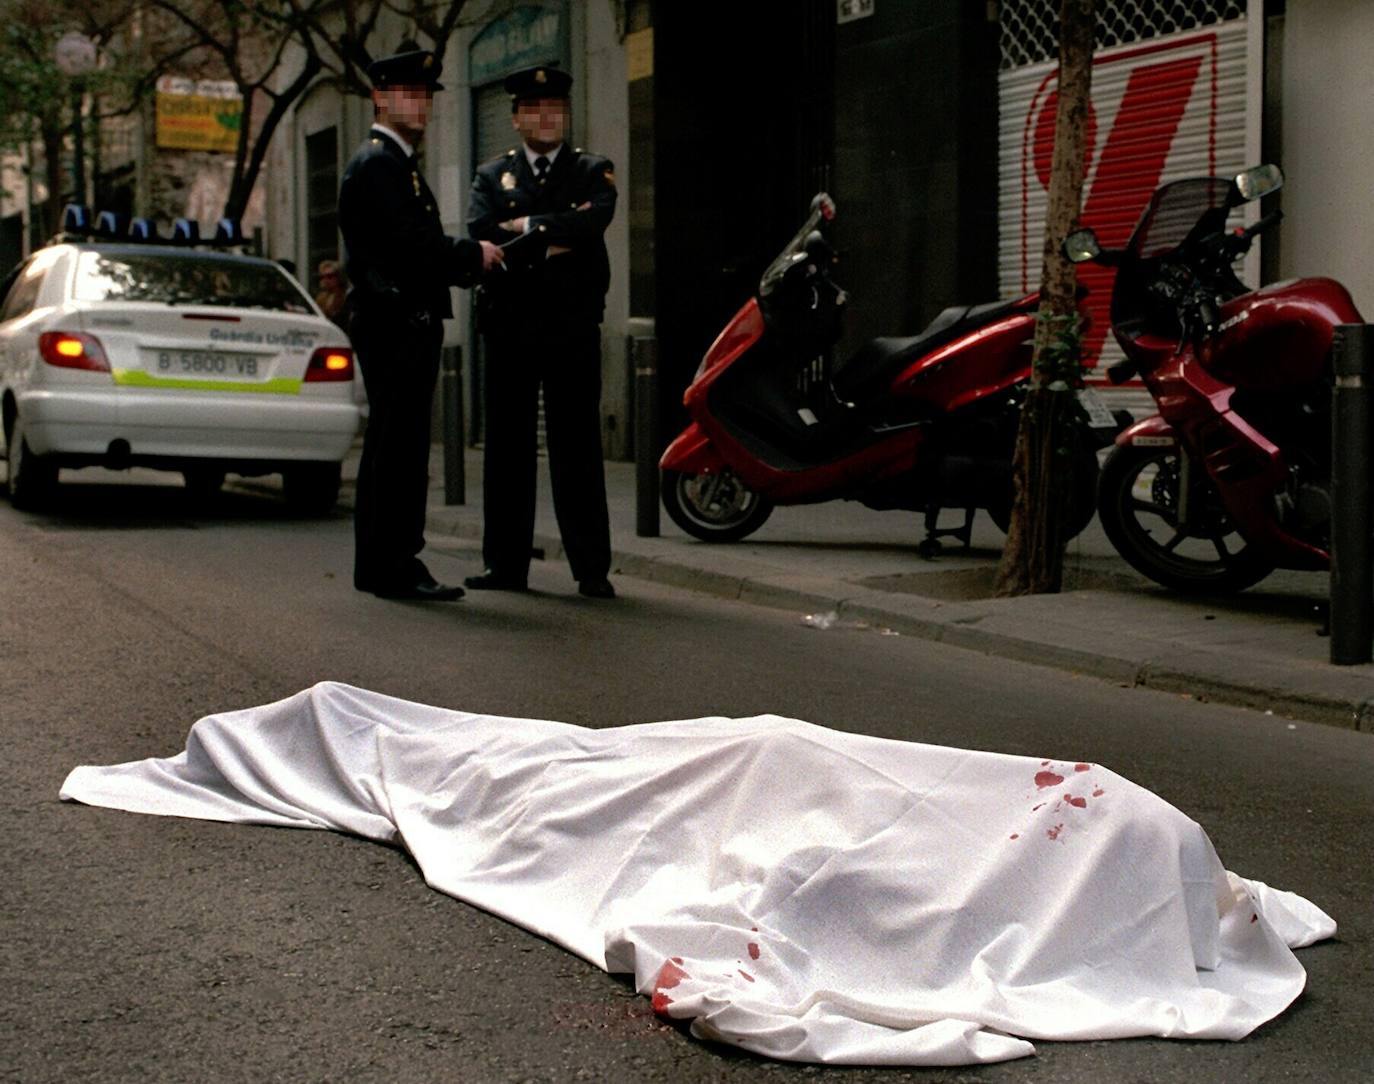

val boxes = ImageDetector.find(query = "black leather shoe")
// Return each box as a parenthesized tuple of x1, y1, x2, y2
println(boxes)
(374, 580, 465, 601)
(577, 577, 616, 599)
(464, 570, 528, 592)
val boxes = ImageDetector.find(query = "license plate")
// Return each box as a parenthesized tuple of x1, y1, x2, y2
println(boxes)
(150, 349, 262, 379)
(1077, 386, 1117, 429)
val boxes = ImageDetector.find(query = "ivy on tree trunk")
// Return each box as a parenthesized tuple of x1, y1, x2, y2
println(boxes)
(995, 0, 1096, 597)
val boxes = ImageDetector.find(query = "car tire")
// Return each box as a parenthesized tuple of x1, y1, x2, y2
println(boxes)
(5, 413, 58, 511)
(282, 461, 342, 515)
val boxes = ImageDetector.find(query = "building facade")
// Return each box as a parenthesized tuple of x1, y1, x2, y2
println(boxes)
(253, 0, 1374, 454)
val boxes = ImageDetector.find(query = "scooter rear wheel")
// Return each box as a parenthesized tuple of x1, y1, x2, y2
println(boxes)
(985, 444, 1100, 541)
(662, 468, 774, 543)
(1098, 444, 1274, 593)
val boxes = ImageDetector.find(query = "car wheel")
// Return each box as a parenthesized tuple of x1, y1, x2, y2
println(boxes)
(282, 461, 342, 515)
(5, 413, 58, 510)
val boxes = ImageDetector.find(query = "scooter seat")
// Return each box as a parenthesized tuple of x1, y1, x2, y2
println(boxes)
(832, 298, 1023, 403)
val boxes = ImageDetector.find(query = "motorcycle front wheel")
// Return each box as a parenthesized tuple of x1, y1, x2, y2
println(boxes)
(662, 468, 774, 542)
(1097, 444, 1274, 593)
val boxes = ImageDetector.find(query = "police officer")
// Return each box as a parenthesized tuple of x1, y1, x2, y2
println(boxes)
(339, 41, 503, 601)
(465, 65, 617, 599)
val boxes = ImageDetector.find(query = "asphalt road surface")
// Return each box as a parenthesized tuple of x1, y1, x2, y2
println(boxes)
(4, 476, 1372, 1083)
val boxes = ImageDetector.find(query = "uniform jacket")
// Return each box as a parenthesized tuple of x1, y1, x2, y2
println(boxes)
(339, 128, 482, 321)
(468, 145, 616, 332)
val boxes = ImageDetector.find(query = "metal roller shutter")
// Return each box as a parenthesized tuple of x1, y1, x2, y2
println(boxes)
(998, 2, 1259, 419)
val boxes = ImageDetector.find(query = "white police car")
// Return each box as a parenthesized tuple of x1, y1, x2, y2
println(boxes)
(0, 208, 360, 512)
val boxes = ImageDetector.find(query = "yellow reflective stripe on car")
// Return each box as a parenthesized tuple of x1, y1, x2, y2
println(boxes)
(111, 369, 302, 394)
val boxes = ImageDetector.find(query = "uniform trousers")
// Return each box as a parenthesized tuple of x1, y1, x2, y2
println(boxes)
(350, 308, 443, 589)
(480, 325, 611, 584)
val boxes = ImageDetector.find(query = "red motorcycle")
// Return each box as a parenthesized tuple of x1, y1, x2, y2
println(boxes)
(659, 194, 1113, 553)
(1065, 164, 1364, 592)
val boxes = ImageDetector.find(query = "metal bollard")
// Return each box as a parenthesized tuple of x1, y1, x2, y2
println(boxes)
(1330, 324, 1373, 665)
(441, 345, 466, 506)
(633, 336, 660, 537)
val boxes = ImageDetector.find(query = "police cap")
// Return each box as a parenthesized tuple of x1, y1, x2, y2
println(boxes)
(504, 65, 572, 104)
(368, 41, 444, 91)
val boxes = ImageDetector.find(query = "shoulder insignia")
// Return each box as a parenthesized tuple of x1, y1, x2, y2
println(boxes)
(500, 171, 517, 191)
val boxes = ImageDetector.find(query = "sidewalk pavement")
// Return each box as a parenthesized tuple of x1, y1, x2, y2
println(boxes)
(331, 440, 1374, 733)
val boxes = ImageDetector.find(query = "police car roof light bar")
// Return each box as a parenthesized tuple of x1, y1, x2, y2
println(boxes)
(94, 210, 127, 239)
(213, 217, 242, 245)
(61, 203, 92, 235)
(50, 206, 251, 251)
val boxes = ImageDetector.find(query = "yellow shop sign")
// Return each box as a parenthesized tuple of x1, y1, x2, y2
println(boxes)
(156, 77, 243, 153)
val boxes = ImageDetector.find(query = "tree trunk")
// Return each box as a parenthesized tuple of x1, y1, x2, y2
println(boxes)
(994, 0, 1095, 597)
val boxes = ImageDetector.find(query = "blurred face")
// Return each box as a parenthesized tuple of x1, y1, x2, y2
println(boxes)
(373, 84, 434, 144)
(512, 97, 569, 152)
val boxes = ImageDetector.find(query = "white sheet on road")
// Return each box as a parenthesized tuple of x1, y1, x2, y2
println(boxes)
(60, 682, 1335, 1066)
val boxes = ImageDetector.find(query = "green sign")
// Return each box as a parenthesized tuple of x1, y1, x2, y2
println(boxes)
(470, 5, 565, 86)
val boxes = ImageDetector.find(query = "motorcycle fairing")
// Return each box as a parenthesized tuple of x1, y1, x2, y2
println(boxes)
(1128, 362, 1327, 569)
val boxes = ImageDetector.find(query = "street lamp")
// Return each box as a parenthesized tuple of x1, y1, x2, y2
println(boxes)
(54, 31, 97, 208)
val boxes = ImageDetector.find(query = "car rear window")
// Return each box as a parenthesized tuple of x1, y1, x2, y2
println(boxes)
(73, 251, 314, 313)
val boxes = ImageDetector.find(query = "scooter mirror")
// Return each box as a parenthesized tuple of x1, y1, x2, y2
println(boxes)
(810, 193, 836, 222)
(804, 230, 832, 262)
(1063, 228, 1101, 264)
(1233, 163, 1283, 203)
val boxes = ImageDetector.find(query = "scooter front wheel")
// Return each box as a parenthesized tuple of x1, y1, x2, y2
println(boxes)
(662, 468, 774, 542)
(1098, 444, 1274, 593)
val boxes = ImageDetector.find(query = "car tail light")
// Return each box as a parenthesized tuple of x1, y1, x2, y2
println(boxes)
(305, 346, 354, 382)
(39, 331, 110, 372)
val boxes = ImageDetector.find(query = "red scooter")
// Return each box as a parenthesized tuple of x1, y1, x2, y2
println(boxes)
(1065, 164, 1364, 592)
(659, 194, 1114, 553)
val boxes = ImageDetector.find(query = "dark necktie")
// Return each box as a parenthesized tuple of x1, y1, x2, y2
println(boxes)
(534, 155, 549, 184)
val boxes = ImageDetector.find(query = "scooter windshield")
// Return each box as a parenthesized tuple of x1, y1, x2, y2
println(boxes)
(759, 199, 832, 297)
(1126, 177, 1233, 260)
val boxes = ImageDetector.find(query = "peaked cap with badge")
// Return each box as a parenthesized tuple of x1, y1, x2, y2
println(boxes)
(504, 64, 572, 103)
(367, 40, 444, 90)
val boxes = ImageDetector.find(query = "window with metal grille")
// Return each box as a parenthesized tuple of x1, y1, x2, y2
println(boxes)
(999, 0, 1245, 69)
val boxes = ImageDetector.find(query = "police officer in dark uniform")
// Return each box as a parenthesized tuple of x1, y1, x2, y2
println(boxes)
(339, 42, 503, 600)
(465, 65, 617, 599)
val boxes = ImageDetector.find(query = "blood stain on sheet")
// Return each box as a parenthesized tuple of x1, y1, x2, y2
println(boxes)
(748, 942, 760, 960)
(1064, 794, 1087, 809)
(1032, 803, 1045, 812)
(652, 958, 689, 1013)
(1035, 770, 1065, 788)
(1009, 833, 1020, 840)
(1251, 914, 1258, 923)
(739, 970, 755, 982)
(1046, 823, 1064, 841)
(1075, 763, 1091, 772)
(1093, 788, 1104, 797)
